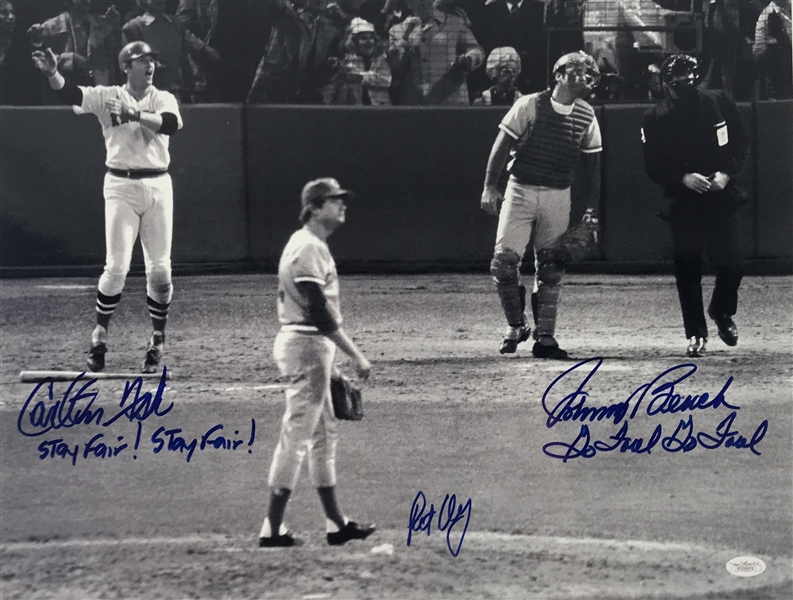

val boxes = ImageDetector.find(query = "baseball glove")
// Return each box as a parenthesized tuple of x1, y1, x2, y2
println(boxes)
(330, 373, 364, 421)
(561, 208, 600, 262)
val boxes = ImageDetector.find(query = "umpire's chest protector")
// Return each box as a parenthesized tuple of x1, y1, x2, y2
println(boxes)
(657, 90, 735, 177)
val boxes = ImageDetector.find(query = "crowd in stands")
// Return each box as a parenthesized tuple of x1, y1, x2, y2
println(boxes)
(1, 0, 791, 106)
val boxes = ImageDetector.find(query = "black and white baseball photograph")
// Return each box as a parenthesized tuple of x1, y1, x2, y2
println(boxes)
(1, 1, 791, 599)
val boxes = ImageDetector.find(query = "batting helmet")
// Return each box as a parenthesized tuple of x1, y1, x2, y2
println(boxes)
(118, 41, 158, 72)
(552, 51, 601, 88)
(660, 53, 700, 87)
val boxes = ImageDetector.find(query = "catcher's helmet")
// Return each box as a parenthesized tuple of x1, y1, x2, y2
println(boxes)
(552, 51, 601, 87)
(118, 41, 158, 71)
(660, 53, 700, 87)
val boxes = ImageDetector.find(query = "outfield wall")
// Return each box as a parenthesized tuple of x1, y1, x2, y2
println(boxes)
(2, 101, 791, 271)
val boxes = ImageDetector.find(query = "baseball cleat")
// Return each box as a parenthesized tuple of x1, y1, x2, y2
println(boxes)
(499, 323, 531, 354)
(707, 307, 738, 346)
(532, 338, 569, 360)
(86, 342, 107, 372)
(258, 532, 302, 548)
(327, 521, 376, 546)
(141, 331, 165, 374)
(686, 336, 707, 358)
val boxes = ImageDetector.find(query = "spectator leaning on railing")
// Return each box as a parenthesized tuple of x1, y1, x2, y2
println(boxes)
(327, 17, 392, 105)
(387, 0, 483, 105)
(1, 0, 42, 105)
(175, 0, 221, 103)
(247, 0, 349, 105)
(468, 0, 548, 96)
(27, 0, 121, 96)
(473, 46, 524, 105)
(753, 0, 792, 99)
(122, 0, 194, 102)
(358, 0, 413, 38)
(702, 0, 742, 97)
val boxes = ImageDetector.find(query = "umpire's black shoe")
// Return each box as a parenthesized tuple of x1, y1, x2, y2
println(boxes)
(258, 532, 302, 548)
(142, 331, 165, 374)
(708, 307, 738, 346)
(87, 342, 107, 373)
(532, 339, 569, 360)
(327, 521, 376, 546)
(499, 323, 531, 354)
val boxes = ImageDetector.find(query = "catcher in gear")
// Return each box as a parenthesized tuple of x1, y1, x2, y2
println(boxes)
(641, 54, 749, 358)
(31, 41, 182, 374)
(258, 178, 376, 548)
(480, 51, 602, 359)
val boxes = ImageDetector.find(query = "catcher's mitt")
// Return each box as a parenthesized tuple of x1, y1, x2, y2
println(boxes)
(330, 373, 364, 421)
(560, 208, 600, 262)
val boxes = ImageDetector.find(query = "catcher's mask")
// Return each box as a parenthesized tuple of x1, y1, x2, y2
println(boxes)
(118, 41, 158, 72)
(660, 53, 701, 101)
(553, 51, 601, 92)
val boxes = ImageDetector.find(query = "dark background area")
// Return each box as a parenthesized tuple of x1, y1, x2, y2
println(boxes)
(1, 101, 791, 275)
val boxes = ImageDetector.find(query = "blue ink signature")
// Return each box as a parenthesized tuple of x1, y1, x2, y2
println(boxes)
(36, 419, 257, 466)
(541, 358, 767, 461)
(151, 420, 256, 463)
(18, 368, 173, 437)
(542, 358, 739, 429)
(407, 491, 472, 557)
(543, 412, 768, 461)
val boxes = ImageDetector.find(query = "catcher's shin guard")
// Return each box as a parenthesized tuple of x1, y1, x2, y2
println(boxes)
(534, 248, 566, 338)
(491, 252, 526, 327)
(535, 285, 562, 338)
(530, 291, 538, 327)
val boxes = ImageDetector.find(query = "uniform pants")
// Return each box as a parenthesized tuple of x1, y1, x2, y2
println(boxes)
(269, 329, 339, 491)
(99, 173, 173, 302)
(495, 178, 571, 276)
(669, 208, 743, 339)
(494, 178, 571, 335)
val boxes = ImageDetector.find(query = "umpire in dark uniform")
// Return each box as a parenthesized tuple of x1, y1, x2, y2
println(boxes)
(641, 54, 749, 358)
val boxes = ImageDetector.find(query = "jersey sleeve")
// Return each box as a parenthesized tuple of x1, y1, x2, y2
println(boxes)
(291, 243, 329, 287)
(580, 115, 602, 153)
(77, 85, 110, 117)
(154, 91, 184, 129)
(498, 94, 535, 140)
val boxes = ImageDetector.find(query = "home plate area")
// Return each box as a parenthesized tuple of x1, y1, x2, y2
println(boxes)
(1, 529, 789, 599)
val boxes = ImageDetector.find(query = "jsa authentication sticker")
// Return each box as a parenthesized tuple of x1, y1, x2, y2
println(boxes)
(726, 556, 766, 577)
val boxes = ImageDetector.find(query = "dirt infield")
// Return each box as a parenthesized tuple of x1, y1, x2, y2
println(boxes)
(1, 274, 792, 599)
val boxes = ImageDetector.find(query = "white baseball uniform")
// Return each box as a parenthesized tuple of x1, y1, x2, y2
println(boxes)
(269, 228, 341, 490)
(77, 83, 183, 310)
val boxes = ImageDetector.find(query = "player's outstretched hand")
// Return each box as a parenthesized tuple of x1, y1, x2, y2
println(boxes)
(682, 173, 711, 194)
(31, 48, 58, 76)
(480, 186, 503, 216)
(104, 4, 121, 27)
(354, 355, 371, 382)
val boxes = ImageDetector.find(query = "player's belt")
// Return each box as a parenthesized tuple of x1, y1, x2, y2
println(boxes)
(107, 168, 168, 179)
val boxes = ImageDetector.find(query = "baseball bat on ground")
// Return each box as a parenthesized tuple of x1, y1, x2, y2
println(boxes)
(19, 370, 172, 383)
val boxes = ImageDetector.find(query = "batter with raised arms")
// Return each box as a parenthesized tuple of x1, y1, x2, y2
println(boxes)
(32, 40, 183, 374)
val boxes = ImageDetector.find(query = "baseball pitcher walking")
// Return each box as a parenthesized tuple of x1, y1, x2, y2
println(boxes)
(258, 178, 375, 548)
